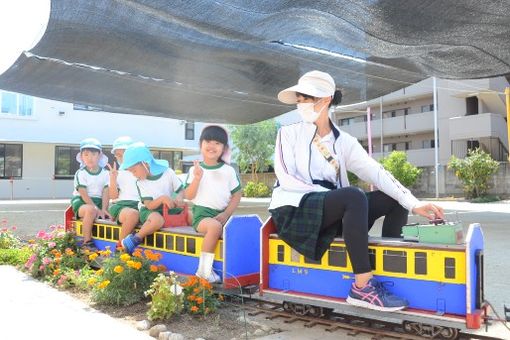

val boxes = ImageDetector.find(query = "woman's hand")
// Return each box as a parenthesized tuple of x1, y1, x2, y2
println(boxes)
(412, 202, 444, 221)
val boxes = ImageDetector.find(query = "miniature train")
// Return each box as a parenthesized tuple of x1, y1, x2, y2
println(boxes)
(64, 207, 487, 339)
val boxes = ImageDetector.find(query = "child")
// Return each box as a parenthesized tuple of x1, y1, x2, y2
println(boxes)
(119, 143, 186, 254)
(71, 138, 110, 250)
(185, 125, 242, 283)
(106, 136, 140, 247)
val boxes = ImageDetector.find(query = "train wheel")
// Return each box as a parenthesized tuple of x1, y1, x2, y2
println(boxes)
(403, 321, 421, 335)
(438, 327, 459, 340)
(307, 305, 322, 317)
(282, 301, 292, 312)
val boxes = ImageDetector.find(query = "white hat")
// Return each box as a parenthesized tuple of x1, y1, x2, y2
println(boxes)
(111, 136, 134, 153)
(278, 70, 336, 104)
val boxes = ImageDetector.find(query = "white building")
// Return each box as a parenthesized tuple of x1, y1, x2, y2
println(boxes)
(334, 77, 509, 167)
(0, 91, 206, 199)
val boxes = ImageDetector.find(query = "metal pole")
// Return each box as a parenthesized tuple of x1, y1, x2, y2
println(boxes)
(506, 87, 510, 161)
(367, 106, 373, 157)
(433, 77, 439, 198)
(380, 97, 383, 156)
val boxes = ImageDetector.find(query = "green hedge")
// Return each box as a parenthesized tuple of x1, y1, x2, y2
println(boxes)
(0, 247, 31, 266)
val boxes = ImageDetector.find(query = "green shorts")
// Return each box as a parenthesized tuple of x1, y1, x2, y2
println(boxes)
(191, 205, 224, 231)
(108, 200, 139, 223)
(139, 206, 183, 224)
(71, 196, 103, 218)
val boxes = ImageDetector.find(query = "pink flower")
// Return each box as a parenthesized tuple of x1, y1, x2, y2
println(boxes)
(39, 265, 45, 271)
(24, 254, 36, 268)
(42, 257, 51, 265)
(57, 275, 67, 286)
(36, 230, 47, 239)
(11, 226, 17, 231)
(48, 242, 56, 248)
(1, 227, 7, 233)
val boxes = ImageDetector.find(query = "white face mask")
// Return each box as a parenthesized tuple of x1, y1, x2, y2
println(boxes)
(297, 99, 327, 123)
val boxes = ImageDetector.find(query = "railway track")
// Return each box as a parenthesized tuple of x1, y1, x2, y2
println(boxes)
(219, 290, 506, 340)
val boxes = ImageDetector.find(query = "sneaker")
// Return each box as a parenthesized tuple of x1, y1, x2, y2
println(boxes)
(81, 240, 98, 252)
(196, 270, 222, 284)
(121, 234, 142, 254)
(346, 278, 408, 312)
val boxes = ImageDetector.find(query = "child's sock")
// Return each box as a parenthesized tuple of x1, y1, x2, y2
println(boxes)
(196, 252, 220, 283)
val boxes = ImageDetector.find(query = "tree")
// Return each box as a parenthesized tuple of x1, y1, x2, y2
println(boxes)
(379, 151, 422, 187)
(448, 148, 499, 198)
(230, 119, 278, 182)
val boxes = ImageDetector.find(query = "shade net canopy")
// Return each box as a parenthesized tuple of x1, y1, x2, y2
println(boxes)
(1, 0, 509, 124)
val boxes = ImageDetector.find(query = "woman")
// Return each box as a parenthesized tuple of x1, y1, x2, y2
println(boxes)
(269, 70, 444, 312)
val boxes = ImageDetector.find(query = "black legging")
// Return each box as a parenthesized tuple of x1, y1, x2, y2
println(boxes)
(321, 187, 409, 274)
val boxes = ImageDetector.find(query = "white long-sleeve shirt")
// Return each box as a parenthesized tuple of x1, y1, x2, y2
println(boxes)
(269, 120, 419, 211)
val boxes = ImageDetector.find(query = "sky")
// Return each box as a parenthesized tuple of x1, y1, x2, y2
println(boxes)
(0, 0, 50, 75)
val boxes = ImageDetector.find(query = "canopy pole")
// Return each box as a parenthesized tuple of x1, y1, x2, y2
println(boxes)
(506, 87, 510, 161)
(380, 97, 383, 157)
(367, 106, 373, 157)
(433, 77, 439, 198)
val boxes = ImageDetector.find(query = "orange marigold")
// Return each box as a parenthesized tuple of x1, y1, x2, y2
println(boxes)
(196, 297, 204, 304)
(191, 306, 199, 312)
(88, 253, 98, 261)
(53, 269, 60, 276)
(150, 265, 158, 272)
(132, 249, 143, 258)
(193, 287, 201, 294)
(157, 264, 167, 272)
(114, 265, 124, 274)
(187, 295, 196, 301)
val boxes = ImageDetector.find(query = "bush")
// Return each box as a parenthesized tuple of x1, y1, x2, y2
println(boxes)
(0, 226, 21, 249)
(24, 225, 88, 287)
(90, 249, 165, 306)
(243, 181, 271, 197)
(145, 272, 183, 321)
(0, 247, 31, 266)
(448, 148, 500, 199)
(379, 151, 422, 187)
(181, 276, 219, 315)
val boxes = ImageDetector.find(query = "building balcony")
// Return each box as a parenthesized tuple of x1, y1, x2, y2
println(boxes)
(339, 111, 434, 139)
(449, 112, 508, 150)
(372, 148, 436, 167)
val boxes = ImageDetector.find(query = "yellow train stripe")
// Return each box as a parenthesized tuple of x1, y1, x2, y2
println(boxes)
(268, 239, 465, 284)
(73, 221, 223, 261)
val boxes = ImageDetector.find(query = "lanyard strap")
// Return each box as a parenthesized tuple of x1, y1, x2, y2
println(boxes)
(312, 133, 340, 178)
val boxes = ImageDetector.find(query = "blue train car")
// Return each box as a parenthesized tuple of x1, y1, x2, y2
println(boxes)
(260, 217, 486, 335)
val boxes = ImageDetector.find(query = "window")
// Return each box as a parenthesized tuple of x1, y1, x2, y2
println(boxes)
(422, 140, 435, 149)
(328, 245, 347, 267)
(152, 150, 183, 171)
(176, 236, 185, 252)
(466, 97, 479, 116)
(0, 144, 23, 178)
(55, 146, 81, 178)
(165, 235, 174, 251)
(186, 238, 196, 254)
(1, 92, 33, 116)
(421, 104, 434, 113)
(340, 117, 355, 126)
(383, 250, 407, 273)
(415, 252, 427, 275)
(404, 108, 409, 116)
(290, 248, 300, 263)
(185, 122, 195, 140)
(277, 245, 285, 262)
(368, 248, 376, 270)
(156, 233, 164, 248)
(444, 257, 456, 279)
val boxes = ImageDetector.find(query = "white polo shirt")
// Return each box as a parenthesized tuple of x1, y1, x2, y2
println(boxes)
(73, 167, 109, 198)
(185, 162, 241, 210)
(136, 168, 183, 203)
(114, 170, 140, 202)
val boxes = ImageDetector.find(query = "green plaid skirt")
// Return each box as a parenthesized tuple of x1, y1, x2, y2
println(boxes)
(269, 192, 332, 261)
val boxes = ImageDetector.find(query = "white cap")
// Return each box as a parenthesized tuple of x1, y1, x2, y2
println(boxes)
(278, 70, 336, 104)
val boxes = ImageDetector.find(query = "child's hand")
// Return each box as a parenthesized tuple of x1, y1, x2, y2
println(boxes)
(193, 160, 203, 180)
(214, 212, 229, 226)
(106, 162, 118, 178)
(174, 196, 185, 208)
(96, 209, 111, 220)
(161, 196, 176, 209)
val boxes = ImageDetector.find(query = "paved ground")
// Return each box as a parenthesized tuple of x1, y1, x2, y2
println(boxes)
(1, 198, 509, 339)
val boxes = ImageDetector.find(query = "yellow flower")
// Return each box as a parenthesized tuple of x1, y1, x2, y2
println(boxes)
(98, 280, 110, 289)
(134, 261, 142, 270)
(65, 248, 74, 256)
(88, 253, 98, 261)
(95, 269, 104, 276)
(120, 253, 131, 262)
(114, 265, 124, 274)
(150, 265, 158, 272)
(87, 277, 97, 286)
(53, 269, 60, 276)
